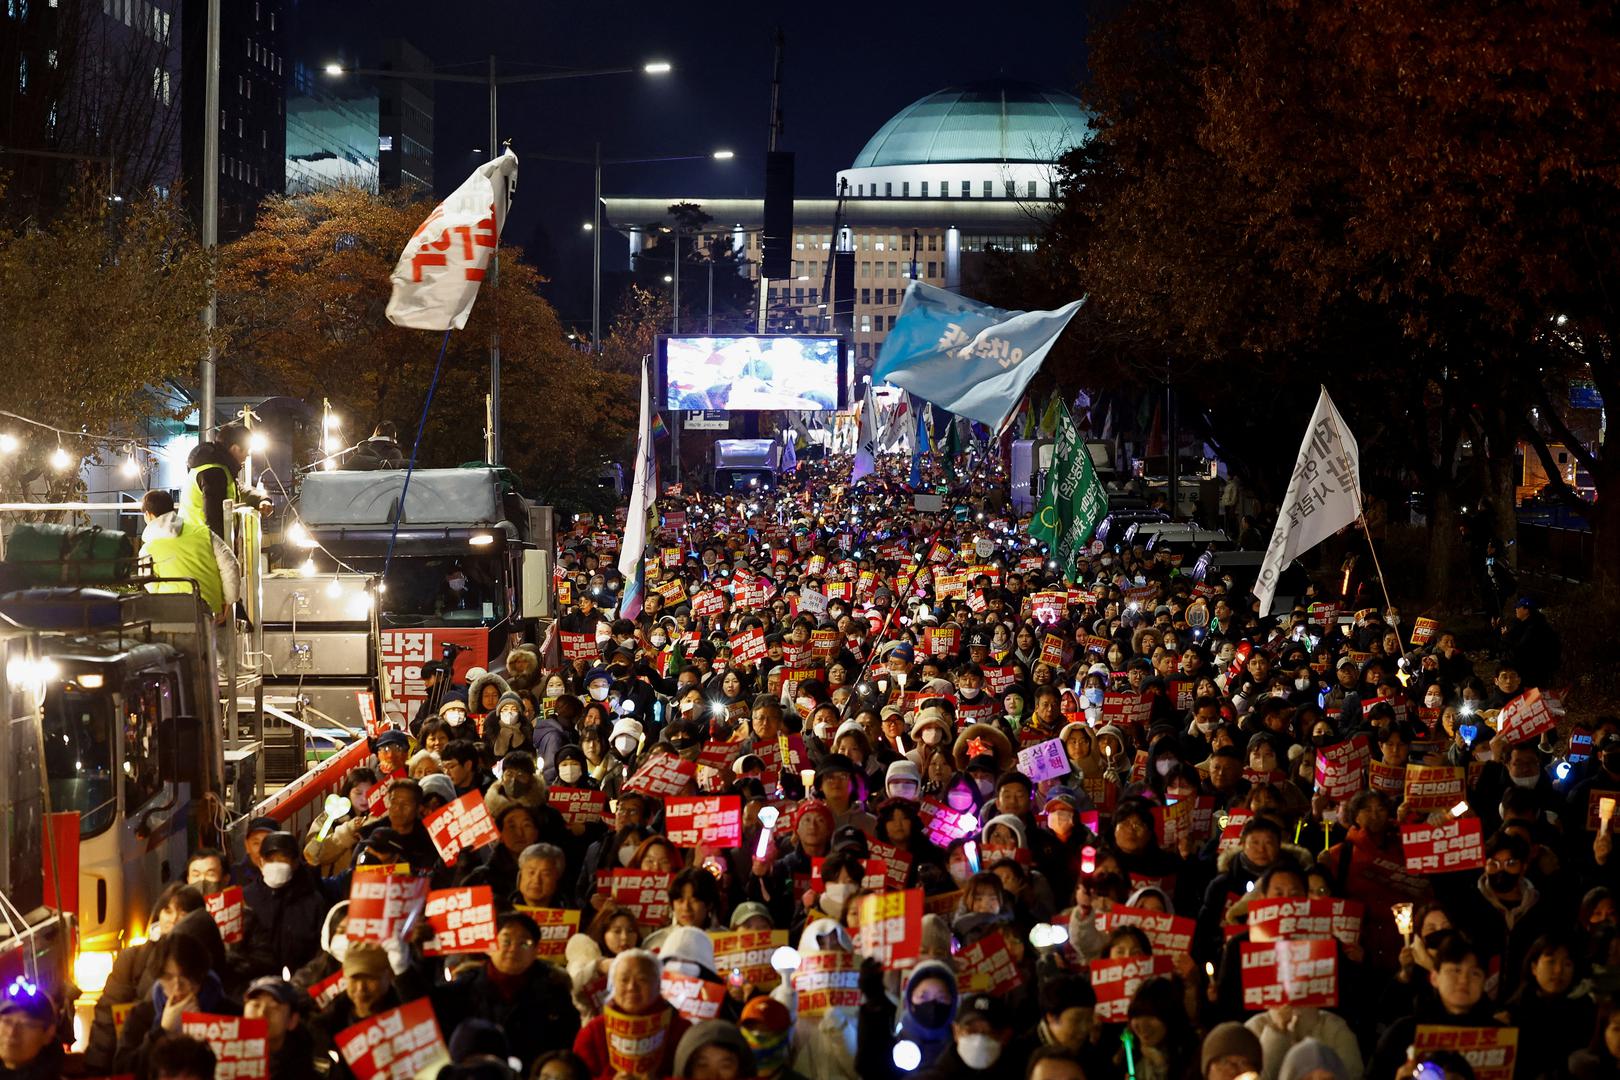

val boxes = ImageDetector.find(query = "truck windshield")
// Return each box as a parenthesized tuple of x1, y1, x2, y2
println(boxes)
(339, 553, 509, 629)
(715, 470, 774, 493)
(42, 684, 118, 837)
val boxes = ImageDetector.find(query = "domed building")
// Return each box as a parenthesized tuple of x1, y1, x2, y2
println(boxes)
(603, 78, 1091, 375)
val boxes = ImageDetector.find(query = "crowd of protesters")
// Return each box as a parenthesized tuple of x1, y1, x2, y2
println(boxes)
(19, 449, 1611, 1080)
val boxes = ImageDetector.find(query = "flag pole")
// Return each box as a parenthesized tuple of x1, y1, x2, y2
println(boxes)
(1324, 395, 1396, 627)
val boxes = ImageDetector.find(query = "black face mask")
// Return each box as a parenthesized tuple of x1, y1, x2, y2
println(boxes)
(1487, 871, 1520, 893)
(1421, 931, 1449, 953)
(910, 1000, 953, 1030)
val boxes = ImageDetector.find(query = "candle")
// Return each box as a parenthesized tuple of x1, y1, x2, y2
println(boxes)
(1392, 902, 1413, 941)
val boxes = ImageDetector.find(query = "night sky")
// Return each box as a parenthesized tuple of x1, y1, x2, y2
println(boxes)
(294, 0, 1092, 325)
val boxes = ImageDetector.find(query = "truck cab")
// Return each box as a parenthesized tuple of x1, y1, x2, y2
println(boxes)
(709, 439, 783, 493)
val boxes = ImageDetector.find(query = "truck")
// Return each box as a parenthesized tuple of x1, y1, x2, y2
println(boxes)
(287, 467, 554, 729)
(709, 439, 784, 493)
(1010, 438, 1117, 514)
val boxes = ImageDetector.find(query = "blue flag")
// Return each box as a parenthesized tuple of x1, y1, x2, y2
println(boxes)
(873, 282, 1083, 432)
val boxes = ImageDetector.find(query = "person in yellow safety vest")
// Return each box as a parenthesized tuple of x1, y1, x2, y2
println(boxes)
(183, 423, 269, 540)
(140, 490, 240, 623)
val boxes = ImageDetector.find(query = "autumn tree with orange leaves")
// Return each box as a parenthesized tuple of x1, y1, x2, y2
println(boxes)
(216, 186, 634, 510)
(1039, 0, 1620, 602)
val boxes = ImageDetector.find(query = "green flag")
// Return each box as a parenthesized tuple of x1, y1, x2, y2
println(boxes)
(1029, 403, 1109, 577)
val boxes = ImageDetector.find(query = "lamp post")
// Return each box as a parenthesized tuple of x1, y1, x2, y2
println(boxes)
(324, 56, 673, 463)
(544, 149, 734, 351)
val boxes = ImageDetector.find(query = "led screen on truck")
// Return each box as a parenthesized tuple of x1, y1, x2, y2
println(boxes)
(660, 335, 845, 411)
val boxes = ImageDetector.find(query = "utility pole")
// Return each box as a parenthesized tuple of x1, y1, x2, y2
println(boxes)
(486, 55, 502, 465)
(756, 29, 784, 334)
(592, 142, 602, 353)
(198, 0, 220, 443)
(672, 228, 680, 334)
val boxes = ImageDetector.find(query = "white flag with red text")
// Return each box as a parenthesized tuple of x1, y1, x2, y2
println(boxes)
(386, 150, 519, 331)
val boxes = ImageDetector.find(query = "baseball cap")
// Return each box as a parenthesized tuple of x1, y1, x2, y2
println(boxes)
(244, 977, 301, 1009)
(245, 816, 280, 836)
(957, 992, 1009, 1028)
(0, 980, 56, 1026)
(259, 831, 300, 861)
(372, 730, 410, 752)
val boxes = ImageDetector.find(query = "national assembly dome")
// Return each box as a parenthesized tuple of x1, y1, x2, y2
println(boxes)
(836, 79, 1092, 200)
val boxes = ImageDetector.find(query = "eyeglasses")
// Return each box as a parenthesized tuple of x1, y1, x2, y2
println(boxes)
(495, 935, 536, 950)
(1485, 858, 1523, 872)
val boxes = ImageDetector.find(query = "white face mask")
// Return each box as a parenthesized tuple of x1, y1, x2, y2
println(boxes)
(545, 685, 564, 699)
(1511, 773, 1539, 788)
(558, 762, 583, 784)
(329, 933, 350, 963)
(650, 634, 667, 648)
(499, 708, 521, 726)
(448, 576, 467, 592)
(889, 781, 918, 800)
(922, 728, 943, 746)
(957, 1033, 1003, 1070)
(1295, 677, 1312, 691)
(613, 735, 638, 757)
(589, 685, 611, 701)
(616, 636, 635, 649)
(618, 843, 640, 866)
(445, 709, 467, 727)
(1425, 692, 1443, 708)
(814, 722, 833, 740)
(261, 862, 294, 889)
(959, 686, 980, 700)
(821, 881, 856, 916)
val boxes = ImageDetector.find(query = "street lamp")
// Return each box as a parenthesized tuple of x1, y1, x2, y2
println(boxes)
(529, 147, 734, 352)
(323, 56, 672, 463)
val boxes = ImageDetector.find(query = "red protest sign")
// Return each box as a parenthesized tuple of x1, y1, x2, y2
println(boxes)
(516, 906, 579, 961)
(796, 949, 861, 1016)
(664, 795, 742, 847)
(1403, 764, 1466, 813)
(1039, 633, 1066, 667)
(559, 631, 598, 663)
(1497, 688, 1558, 744)
(1369, 758, 1404, 796)
(1409, 617, 1441, 646)
(1314, 735, 1369, 801)
(730, 627, 767, 663)
(1092, 955, 1173, 1022)
(1103, 691, 1152, 727)
(919, 799, 979, 846)
(924, 626, 961, 658)
(955, 928, 1025, 995)
(982, 666, 1018, 695)
(1240, 938, 1338, 1009)
(622, 754, 698, 797)
(549, 786, 608, 829)
(1247, 898, 1365, 946)
(1017, 737, 1072, 782)
(1401, 816, 1485, 873)
(692, 590, 726, 619)
(810, 628, 840, 659)
(868, 840, 914, 892)
(1412, 1025, 1518, 1080)
(308, 969, 347, 1009)
(205, 886, 244, 945)
(661, 972, 726, 1022)
(1030, 591, 1068, 623)
(347, 865, 430, 943)
(1095, 907, 1196, 955)
(855, 888, 923, 966)
(608, 869, 672, 928)
(709, 928, 788, 988)
(182, 1013, 267, 1080)
(334, 998, 449, 1080)
(422, 886, 497, 956)
(423, 791, 500, 867)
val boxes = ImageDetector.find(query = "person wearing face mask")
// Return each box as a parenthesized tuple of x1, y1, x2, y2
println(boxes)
(533, 689, 581, 786)
(914, 992, 1011, 1079)
(906, 707, 955, 771)
(230, 831, 328, 987)
(598, 717, 644, 799)
(486, 688, 533, 757)
(113, 931, 237, 1077)
(736, 996, 804, 1080)
(1440, 830, 1555, 1001)
(466, 669, 513, 735)
(875, 961, 959, 1077)
(582, 667, 615, 706)
(291, 901, 350, 999)
(553, 743, 596, 790)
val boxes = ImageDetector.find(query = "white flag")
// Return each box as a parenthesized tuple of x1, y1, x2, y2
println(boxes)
(386, 150, 519, 331)
(851, 382, 880, 482)
(1255, 386, 1362, 617)
(617, 358, 656, 619)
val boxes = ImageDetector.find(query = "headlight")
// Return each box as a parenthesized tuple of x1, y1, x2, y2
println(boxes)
(74, 949, 117, 994)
